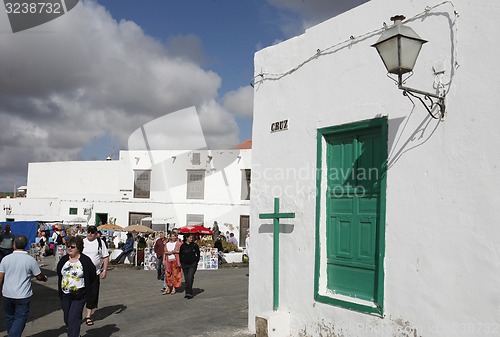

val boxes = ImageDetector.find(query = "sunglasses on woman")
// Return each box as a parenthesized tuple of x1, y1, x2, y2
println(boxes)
(67, 245, 77, 249)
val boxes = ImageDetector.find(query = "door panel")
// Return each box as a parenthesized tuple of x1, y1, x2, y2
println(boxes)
(326, 127, 382, 301)
(239, 215, 249, 247)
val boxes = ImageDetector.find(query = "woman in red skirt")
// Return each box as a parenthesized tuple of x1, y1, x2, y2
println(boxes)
(163, 232, 182, 294)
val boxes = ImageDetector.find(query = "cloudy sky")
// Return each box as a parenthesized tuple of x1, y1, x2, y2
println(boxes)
(0, 0, 368, 192)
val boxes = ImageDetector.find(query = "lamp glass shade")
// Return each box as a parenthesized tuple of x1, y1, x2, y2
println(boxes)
(374, 37, 400, 74)
(399, 37, 424, 74)
(374, 35, 425, 74)
(372, 20, 427, 75)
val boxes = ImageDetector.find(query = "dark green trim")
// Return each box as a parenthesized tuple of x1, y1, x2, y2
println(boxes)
(377, 118, 388, 312)
(314, 117, 387, 317)
(314, 294, 382, 315)
(273, 198, 279, 311)
(259, 197, 295, 311)
(314, 129, 323, 303)
(259, 212, 295, 219)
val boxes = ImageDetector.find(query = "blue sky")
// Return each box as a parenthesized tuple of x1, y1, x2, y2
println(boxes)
(0, 0, 368, 192)
(94, 1, 283, 92)
(83, 0, 287, 156)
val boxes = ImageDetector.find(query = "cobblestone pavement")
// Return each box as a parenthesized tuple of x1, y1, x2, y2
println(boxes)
(0, 256, 254, 337)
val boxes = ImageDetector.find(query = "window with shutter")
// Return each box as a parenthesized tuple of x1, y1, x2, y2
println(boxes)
(134, 170, 151, 199)
(186, 170, 205, 199)
(241, 169, 251, 200)
(191, 153, 201, 165)
(186, 214, 204, 226)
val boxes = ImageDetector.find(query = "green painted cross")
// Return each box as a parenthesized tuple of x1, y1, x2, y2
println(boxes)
(259, 197, 295, 311)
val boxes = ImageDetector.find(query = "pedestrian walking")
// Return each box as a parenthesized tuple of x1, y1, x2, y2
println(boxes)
(82, 225, 109, 326)
(163, 232, 182, 295)
(57, 236, 96, 337)
(153, 232, 166, 281)
(0, 235, 48, 337)
(179, 233, 200, 299)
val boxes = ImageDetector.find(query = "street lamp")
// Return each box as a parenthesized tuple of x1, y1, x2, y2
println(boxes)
(372, 15, 446, 119)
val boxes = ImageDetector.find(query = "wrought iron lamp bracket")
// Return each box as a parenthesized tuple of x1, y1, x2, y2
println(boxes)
(397, 74, 446, 120)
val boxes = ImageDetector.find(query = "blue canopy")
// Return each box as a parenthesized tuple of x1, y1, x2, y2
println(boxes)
(0, 221, 39, 251)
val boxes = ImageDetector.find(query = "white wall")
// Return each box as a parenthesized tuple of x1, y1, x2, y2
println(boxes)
(2, 148, 251, 243)
(27, 161, 121, 199)
(249, 0, 500, 336)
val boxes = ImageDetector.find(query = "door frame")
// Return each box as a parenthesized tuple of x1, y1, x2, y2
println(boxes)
(314, 117, 387, 316)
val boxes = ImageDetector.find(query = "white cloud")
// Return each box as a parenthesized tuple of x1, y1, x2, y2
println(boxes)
(167, 34, 207, 66)
(0, 0, 372, 191)
(127, 106, 207, 151)
(223, 86, 254, 118)
(0, 1, 239, 190)
(198, 101, 240, 149)
(266, 0, 370, 35)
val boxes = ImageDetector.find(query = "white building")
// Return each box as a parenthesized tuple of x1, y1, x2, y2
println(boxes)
(249, 0, 500, 336)
(1, 143, 251, 246)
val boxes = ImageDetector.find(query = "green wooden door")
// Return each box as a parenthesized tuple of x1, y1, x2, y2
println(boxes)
(325, 126, 383, 301)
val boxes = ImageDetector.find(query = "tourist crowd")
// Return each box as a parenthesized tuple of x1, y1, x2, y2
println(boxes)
(0, 223, 247, 337)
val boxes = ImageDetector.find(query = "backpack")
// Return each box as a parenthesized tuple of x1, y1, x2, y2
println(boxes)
(56, 234, 63, 245)
(97, 237, 103, 257)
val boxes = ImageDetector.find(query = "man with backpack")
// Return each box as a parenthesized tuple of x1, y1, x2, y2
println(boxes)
(51, 226, 66, 258)
(82, 225, 109, 326)
(51, 227, 59, 256)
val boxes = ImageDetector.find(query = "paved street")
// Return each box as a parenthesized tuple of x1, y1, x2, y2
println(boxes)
(0, 256, 253, 337)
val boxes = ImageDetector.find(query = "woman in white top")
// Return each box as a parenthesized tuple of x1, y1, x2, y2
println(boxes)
(163, 232, 182, 295)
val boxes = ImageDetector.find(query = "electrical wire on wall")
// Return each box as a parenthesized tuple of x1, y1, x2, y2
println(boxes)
(251, 1, 459, 88)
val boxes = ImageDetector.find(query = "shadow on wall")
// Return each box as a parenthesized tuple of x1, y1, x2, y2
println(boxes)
(387, 109, 441, 170)
(259, 223, 294, 234)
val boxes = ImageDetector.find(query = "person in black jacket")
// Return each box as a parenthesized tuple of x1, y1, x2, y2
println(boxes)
(56, 236, 96, 337)
(179, 233, 200, 299)
(111, 233, 134, 265)
(214, 237, 224, 263)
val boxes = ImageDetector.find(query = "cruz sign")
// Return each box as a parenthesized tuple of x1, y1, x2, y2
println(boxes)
(270, 119, 288, 133)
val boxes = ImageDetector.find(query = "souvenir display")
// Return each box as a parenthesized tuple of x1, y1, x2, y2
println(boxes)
(198, 246, 218, 270)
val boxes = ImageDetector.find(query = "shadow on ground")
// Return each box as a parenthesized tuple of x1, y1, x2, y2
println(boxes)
(0, 270, 60, 332)
(92, 305, 127, 322)
(85, 324, 120, 337)
(192, 288, 204, 298)
(27, 325, 67, 337)
(21, 305, 127, 337)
